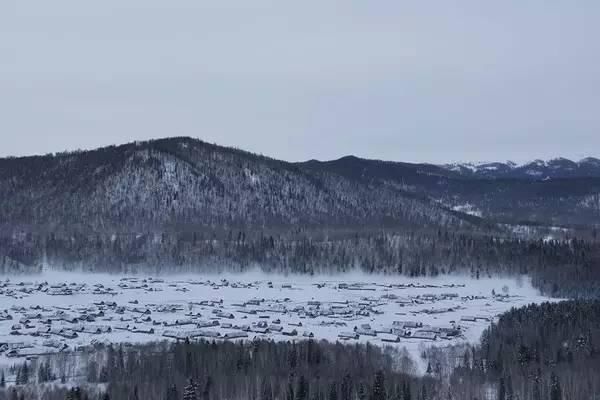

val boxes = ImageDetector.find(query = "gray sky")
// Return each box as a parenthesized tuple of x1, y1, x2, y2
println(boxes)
(1, 1, 599, 163)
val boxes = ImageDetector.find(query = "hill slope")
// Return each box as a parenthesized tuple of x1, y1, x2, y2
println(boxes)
(0, 137, 474, 233)
(298, 156, 600, 226)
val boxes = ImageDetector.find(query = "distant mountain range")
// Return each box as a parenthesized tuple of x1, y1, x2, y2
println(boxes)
(298, 156, 600, 227)
(441, 157, 600, 180)
(1, 137, 599, 235)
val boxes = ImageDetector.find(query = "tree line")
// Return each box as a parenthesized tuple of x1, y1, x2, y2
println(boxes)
(2, 228, 599, 298)
(0, 340, 437, 400)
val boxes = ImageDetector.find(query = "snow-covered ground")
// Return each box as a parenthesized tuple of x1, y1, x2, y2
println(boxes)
(0, 271, 553, 373)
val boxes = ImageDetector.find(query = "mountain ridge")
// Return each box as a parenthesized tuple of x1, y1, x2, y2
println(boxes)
(442, 156, 600, 179)
(0, 137, 477, 233)
(1, 136, 599, 231)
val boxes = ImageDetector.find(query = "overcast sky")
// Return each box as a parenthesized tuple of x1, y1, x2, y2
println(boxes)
(1, 1, 599, 163)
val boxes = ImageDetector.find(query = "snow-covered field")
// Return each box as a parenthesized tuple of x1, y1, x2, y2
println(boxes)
(0, 271, 552, 371)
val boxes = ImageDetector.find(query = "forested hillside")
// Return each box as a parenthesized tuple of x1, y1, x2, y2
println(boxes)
(0, 137, 470, 232)
(5, 137, 600, 232)
(451, 300, 600, 400)
(300, 157, 600, 226)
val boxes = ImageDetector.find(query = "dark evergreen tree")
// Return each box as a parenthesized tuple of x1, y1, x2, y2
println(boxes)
(296, 375, 309, 400)
(340, 374, 352, 400)
(357, 384, 368, 400)
(166, 384, 179, 400)
(505, 375, 513, 400)
(371, 371, 386, 400)
(497, 377, 505, 400)
(202, 376, 212, 400)
(286, 378, 295, 400)
(260, 378, 273, 400)
(183, 380, 198, 400)
(402, 382, 412, 400)
(550, 372, 562, 400)
(328, 383, 338, 400)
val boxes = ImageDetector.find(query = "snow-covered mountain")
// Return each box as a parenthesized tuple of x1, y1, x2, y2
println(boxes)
(442, 157, 600, 180)
(300, 155, 600, 226)
(0, 137, 473, 232)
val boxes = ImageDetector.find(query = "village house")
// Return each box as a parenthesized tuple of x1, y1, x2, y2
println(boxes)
(409, 330, 437, 340)
(338, 331, 359, 340)
(130, 326, 155, 334)
(379, 333, 401, 343)
(223, 332, 248, 340)
(281, 328, 297, 336)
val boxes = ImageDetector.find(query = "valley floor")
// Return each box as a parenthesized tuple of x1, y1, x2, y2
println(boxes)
(0, 271, 552, 378)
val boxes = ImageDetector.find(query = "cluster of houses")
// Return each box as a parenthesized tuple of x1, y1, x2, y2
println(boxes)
(336, 320, 462, 343)
(0, 277, 510, 359)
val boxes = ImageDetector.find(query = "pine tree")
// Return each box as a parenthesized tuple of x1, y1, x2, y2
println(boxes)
(506, 375, 513, 400)
(403, 382, 412, 400)
(0, 370, 5, 388)
(357, 383, 368, 400)
(166, 384, 179, 400)
(131, 385, 140, 400)
(371, 371, 386, 400)
(183, 379, 198, 400)
(286, 380, 295, 400)
(38, 361, 49, 383)
(550, 372, 562, 400)
(99, 367, 108, 383)
(532, 368, 541, 400)
(21, 362, 29, 385)
(46, 361, 53, 381)
(202, 376, 212, 400)
(497, 377, 506, 400)
(420, 384, 427, 400)
(296, 375, 309, 400)
(328, 383, 338, 400)
(340, 374, 352, 400)
(117, 344, 125, 371)
(390, 385, 401, 400)
(260, 378, 273, 400)
(288, 345, 298, 370)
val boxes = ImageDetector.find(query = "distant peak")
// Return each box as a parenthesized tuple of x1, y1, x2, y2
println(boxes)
(579, 157, 600, 165)
(335, 155, 363, 163)
(439, 156, 600, 179)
